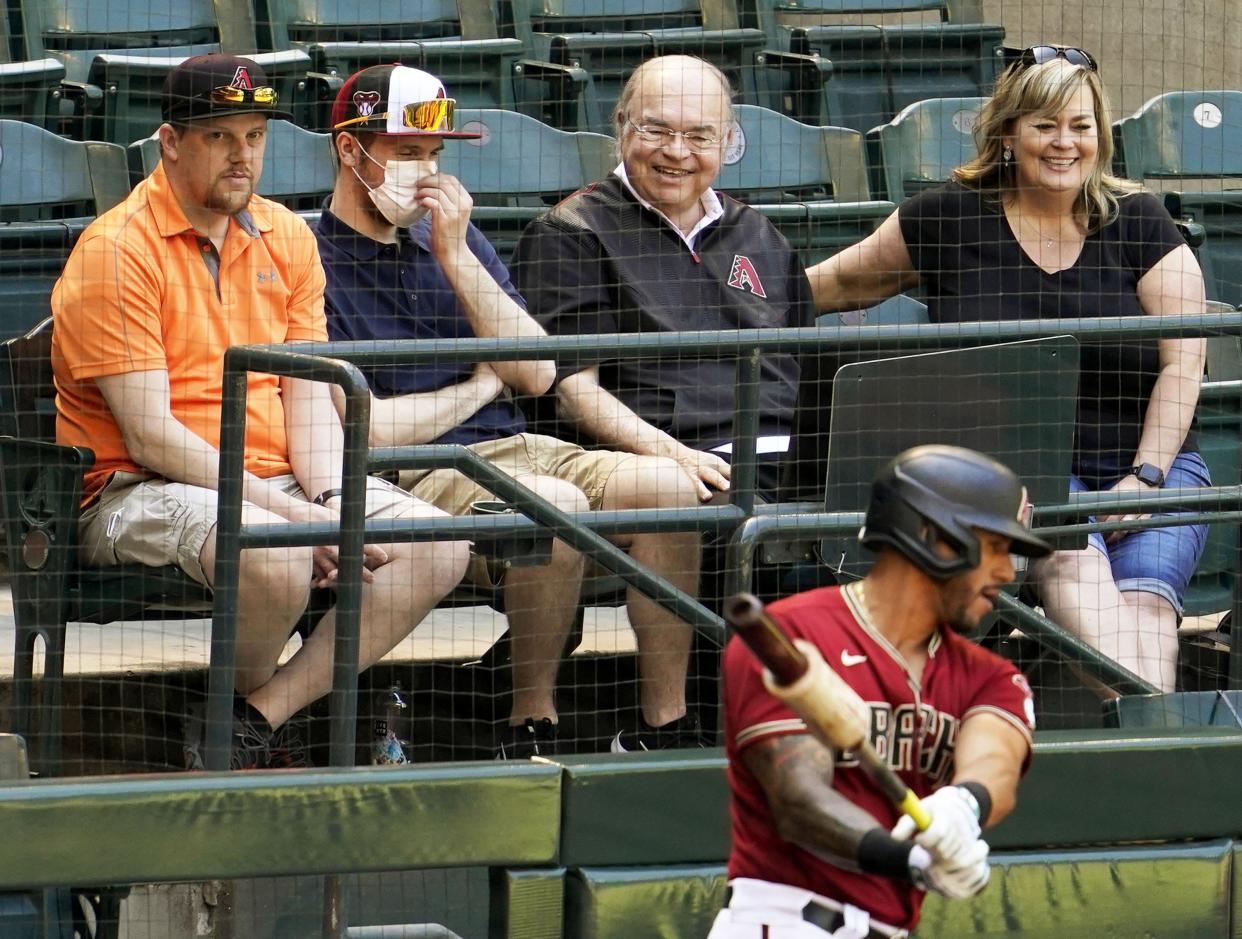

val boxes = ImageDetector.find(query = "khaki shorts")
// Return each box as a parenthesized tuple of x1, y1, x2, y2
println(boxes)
(402, 433, 634, 588)
(80, 471, 423, 586)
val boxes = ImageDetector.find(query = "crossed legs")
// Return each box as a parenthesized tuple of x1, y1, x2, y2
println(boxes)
(204, 497, 470, 730)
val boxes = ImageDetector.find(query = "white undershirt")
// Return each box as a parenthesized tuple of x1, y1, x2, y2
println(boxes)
(613, 163, 724, 252)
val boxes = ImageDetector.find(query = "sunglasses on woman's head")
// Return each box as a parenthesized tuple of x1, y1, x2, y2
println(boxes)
(1018, 45, 1098, 72)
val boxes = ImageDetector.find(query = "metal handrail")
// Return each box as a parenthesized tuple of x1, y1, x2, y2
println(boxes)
(210, 314, 1242, 768)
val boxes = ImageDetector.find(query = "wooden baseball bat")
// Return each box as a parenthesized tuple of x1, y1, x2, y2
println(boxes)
(724, 592, 932, 832)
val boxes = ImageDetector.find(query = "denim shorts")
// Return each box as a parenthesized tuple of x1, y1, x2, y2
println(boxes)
(1073, 450, 1211, 612)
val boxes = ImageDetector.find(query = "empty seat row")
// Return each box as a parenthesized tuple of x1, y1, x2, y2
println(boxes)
(0, 0, 1006, 142)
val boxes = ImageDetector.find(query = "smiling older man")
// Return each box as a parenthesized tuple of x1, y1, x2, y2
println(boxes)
(512, 55, 814, 506)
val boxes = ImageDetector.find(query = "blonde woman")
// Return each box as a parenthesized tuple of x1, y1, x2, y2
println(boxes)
(807, 46, 1208, 692)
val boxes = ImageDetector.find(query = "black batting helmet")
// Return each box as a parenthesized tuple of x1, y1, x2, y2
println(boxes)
(859, 445, 1054, 579)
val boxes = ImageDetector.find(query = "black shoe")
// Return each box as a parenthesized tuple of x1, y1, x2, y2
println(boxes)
(610, 712, 706, 752)
(495, 718, 558, 759)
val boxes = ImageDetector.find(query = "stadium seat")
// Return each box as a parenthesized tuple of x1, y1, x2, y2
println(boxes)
(1114, 90, 1242, 305)
(713, 103, 896, 266)
(17, 0, 312, 144)
(0, 120, 130, 340)
(505, 0, 774, 134)
(258, 0, 552, 130)
(738, 0, 1003, 132)
(437, 107, 614, 260)
(865, 94, 984, 200)
(129, 118, 337, 212)
(1182, 316, 1242, 620)
(0, 10, 65, 129)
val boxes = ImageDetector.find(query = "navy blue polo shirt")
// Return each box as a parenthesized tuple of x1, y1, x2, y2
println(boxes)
(314, 207, 526, 445)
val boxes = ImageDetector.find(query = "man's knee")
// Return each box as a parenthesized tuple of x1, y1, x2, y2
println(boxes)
(610, 456, 701, 510)
(240, 545, 315, 614)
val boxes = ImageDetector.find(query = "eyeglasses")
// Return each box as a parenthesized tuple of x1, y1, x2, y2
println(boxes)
(1017, 45, 1098, 72)
(204, 85, 280, 107)
(625, 119, 722, 153)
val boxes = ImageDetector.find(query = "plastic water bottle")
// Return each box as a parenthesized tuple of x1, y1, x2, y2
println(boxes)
(371, 684, 408, 765)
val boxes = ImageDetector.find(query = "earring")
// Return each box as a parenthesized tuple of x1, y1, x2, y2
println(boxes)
(1003, 147, 1013, 164)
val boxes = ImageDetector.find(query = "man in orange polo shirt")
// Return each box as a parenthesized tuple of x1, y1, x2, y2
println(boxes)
(51, 53, 471, 769)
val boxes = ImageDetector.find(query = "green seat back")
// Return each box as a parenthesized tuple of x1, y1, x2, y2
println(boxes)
(0, 122, 129, 338)
(437, 107, 613, 258)
(714, 104, 894, 264)
(867, 95, 984, 200)
(81, 48, 311, 147)
(1117, 90, 1242, 179)
(1116, 92, 1242, 304)
(131, 119, 335, 211)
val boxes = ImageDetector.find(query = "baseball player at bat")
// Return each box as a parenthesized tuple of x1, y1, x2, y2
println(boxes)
(709, 445, 1051, 939)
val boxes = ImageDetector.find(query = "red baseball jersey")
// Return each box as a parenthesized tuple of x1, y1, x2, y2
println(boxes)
(723, 582, 1035, 930)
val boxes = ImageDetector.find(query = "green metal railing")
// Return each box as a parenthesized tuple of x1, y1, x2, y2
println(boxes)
(209, 312, 1242, 767)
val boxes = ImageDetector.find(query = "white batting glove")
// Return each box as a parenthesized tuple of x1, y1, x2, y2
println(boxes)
(891, 785, 981, 865)
(909, 838, 991, 900)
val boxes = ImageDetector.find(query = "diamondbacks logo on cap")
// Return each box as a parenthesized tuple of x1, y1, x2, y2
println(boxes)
(727, 255, 767, 298)
(353, 90, 381, 118)
(231, 66, 254, 90)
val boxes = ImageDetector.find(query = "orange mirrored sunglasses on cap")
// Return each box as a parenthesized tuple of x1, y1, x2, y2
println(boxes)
(403, 98, 456, 132)
(206, 85, 280, 106)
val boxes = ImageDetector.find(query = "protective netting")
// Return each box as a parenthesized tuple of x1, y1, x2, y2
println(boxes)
(0, 0, 1236, 824)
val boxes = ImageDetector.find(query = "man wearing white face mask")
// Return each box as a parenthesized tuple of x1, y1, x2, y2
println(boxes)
(316, 64, 707, 759)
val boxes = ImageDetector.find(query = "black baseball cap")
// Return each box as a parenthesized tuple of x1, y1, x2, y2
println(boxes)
(161, 54, 293, 124)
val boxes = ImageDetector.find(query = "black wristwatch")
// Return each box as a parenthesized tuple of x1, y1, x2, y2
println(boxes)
(1129, 463, 1166, 488)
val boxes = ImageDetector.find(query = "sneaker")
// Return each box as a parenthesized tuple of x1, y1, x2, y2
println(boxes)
(266, 713, 311, 768)
(495, 718, 558, 759)
(183, 702, 310, 770)
(611, 712, 707, 753)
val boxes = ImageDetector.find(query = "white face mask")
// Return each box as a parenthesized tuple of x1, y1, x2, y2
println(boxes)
(354, 141, 437, 228)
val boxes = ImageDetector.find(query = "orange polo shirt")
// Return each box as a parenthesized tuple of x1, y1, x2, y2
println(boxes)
(52, 161, 328, 503)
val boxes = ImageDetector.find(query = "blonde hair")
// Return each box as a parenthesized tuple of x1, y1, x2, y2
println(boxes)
(954, 55, 1140, 231)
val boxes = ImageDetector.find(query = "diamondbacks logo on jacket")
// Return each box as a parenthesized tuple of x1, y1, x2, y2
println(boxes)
(727, 255, 767, 298)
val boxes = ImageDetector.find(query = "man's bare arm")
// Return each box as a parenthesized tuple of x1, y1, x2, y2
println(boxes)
(424, 172, 555, 395)
(950, 712, 1031, 828)
(330, 365, 506, 448)
(96, 369, 308, 519)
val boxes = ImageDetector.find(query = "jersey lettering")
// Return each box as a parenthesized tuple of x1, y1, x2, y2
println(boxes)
(836, 702, 961, 781)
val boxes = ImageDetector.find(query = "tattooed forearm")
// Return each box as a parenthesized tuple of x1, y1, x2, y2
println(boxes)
(745, 734, 883, 869)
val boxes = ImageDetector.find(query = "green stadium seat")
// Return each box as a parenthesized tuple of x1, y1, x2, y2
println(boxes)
(738, 0, 1003, 132)
(437, 108, 614, 260)
(713, 104, 895, 267)
(0, 8, 65, 129)
(506, 0, 775, 134)
(17, 0, 312, 143)
(1114, 90, 1242, 305)
(0, 120, 130, 340)
(258, 0, 563, 130)
(1182, 317, 1242, 620)
(129, 118, 337, 212)
(865, 95, 984, 201)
